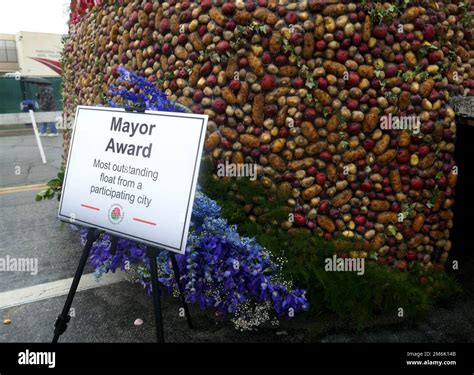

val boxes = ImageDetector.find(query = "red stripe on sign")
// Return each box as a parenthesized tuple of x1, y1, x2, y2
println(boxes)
(133, 217, 157, 226)
(81, 204, 100, 211)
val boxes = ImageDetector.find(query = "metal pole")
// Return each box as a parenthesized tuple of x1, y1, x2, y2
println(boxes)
(52, 228, 101, 343)
(29, 109, 47, 164)
(148, 247, 165, 343)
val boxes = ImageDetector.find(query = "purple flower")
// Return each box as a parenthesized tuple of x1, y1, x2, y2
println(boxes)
(81, 68, 310, 327)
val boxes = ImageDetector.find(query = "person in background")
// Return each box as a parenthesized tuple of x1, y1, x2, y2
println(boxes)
(37, 84, 58, 137)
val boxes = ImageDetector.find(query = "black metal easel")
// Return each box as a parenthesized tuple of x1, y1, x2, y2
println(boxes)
(52, 227, 194, 343)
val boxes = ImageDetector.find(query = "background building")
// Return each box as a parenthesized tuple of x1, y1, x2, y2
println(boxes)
(0, 33, 20, 75)
(0, 31, 63, 113)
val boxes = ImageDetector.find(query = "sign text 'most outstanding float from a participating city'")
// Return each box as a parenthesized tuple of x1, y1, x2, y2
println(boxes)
(58, 106, 208, 254)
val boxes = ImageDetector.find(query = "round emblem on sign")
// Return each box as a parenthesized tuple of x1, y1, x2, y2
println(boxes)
(108, 204, 124, 224)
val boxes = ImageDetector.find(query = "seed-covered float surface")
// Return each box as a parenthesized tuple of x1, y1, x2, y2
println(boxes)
(63, 0, 474, 268)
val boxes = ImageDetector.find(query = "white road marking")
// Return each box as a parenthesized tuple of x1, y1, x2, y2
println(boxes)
(0, 271, 126, 310)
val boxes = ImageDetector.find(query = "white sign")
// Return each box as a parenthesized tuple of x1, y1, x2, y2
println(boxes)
(58, 106, 208, 254)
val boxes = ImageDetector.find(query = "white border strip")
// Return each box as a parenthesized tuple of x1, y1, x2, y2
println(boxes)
(0, 271, 126, 310)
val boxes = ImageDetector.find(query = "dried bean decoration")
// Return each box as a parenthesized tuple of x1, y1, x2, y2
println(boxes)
(63, 0, 474, 270)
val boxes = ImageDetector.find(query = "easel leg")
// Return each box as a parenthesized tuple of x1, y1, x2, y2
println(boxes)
(170, 254, 194, 329)
(148, 247, 165, 343)
(52, 228, 102, 343)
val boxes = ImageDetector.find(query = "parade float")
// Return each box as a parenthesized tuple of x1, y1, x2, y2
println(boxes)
(48, 0, 473, 329)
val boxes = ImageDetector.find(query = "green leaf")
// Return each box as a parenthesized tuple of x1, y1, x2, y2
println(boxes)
(305, 81, 316, 89)
(419, 72, 430, 81)
(418, 43, 438, 58)
(35, 190, 47, 201)
(47, 178, 61, 188)
(263, 267, 273, 274)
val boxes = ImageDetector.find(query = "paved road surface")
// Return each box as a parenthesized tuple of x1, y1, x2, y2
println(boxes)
(0, 131, 63, 188)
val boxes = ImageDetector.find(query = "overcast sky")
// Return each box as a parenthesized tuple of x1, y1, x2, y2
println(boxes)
(0, 0, 70, 35)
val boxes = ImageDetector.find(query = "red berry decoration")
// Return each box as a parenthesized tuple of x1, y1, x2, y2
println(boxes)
(293, 213, 306, 226)
(410, 177, 424, 190)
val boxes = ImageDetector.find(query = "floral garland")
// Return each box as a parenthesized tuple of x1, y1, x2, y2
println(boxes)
(83, 67, 309, 330)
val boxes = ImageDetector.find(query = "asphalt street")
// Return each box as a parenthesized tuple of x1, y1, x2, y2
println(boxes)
(0, 130, 63, 188)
